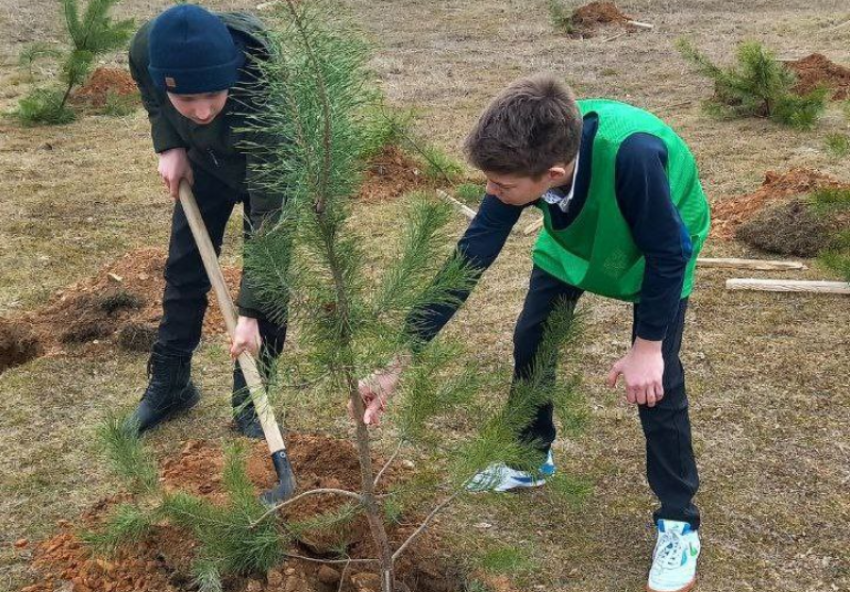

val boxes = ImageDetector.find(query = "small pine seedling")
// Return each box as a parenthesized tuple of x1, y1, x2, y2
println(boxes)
(548, 0, 577, 35)
(676, 38, 828, 129)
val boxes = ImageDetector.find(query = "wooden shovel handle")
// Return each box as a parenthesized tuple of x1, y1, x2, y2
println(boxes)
(177, 180, 286, 453)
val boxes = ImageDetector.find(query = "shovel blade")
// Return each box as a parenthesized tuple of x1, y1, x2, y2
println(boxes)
(261, 449, 297, 505)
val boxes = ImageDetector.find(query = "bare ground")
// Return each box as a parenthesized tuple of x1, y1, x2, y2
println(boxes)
(1, 1, 849, 591)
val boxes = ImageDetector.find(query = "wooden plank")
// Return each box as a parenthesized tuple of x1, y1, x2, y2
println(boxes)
(726, 279, 850, 295)
(436, 189, 476, 221)
(698, 258, 807, 271)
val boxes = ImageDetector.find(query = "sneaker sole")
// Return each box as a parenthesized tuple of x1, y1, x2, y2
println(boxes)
(646, 576, 695, 592)
(468, 477, 547, 494)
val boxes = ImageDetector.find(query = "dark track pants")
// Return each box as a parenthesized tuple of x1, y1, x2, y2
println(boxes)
(155, 168, 287, 359)
(512, 265, 700, 529)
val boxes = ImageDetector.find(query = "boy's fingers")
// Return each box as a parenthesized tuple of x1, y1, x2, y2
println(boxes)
(607, 367, 620, 388)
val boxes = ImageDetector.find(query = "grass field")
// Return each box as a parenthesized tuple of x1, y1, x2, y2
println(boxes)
(1, 1, 849, 591)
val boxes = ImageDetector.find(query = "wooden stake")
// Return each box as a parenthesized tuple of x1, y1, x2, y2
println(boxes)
(603, 31, 628, 43)
(698, 258, 807, 271)
(627, 20, 654, 29)
(726, 278, 850, 295)
(436, 189, 477, 220)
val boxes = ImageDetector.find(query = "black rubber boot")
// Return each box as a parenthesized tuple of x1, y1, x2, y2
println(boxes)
(232, 364, 265, 439)
(127, 344, 200, 434)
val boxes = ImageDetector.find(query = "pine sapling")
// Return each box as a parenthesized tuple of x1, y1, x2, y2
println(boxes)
(240, 2, 587, 590)
(676, 39, 828, 129)
(13, 0, 133, 124)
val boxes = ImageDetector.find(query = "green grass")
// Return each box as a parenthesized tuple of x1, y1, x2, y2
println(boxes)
(100, 91, 140, 117)
(455, 182, 485, 205)
(825, 133, 850, 158)
(809, 186, 850, 212)
(478, 543, 538, 575)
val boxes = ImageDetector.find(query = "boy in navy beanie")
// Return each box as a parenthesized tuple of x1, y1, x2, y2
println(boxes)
(127, 4, 286, 438)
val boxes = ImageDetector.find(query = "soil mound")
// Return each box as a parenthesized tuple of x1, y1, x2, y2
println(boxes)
(566, 1, 636, 37)
(711, 168, 849, 240)
(787, 53, 850, 100)
(357, 146, 431, 203)
(0, 248, 239, 374)
(735, 198, 846, 257)
(74, 67, 139, 107)
(21, 434, 462, 592)
(572, 1, 631, 27)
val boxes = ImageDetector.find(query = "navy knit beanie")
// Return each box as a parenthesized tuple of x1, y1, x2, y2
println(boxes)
(148, 4, 244, 94)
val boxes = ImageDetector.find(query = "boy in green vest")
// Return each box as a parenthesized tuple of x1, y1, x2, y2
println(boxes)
(355, 74, 710, 592)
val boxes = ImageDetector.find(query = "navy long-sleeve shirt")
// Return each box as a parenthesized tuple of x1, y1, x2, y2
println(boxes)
(408, 113, 693, 344)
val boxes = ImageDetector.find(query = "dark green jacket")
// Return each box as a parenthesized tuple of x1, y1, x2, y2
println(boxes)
(129, 12, 281, 317)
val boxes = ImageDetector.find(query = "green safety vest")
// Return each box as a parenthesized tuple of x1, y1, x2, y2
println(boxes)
(532, 99, 710, 301)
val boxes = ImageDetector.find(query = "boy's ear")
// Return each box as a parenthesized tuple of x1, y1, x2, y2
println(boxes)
(547, 164, 568, 180)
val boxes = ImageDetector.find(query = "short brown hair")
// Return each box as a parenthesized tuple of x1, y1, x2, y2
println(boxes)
(464, 74, 582, 178)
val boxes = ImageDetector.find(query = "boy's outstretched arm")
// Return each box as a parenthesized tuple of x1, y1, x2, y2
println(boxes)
(354, 194, 527, 425)
(608, 133, 691, 408)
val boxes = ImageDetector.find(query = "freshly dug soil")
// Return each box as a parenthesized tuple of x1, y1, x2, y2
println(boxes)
(711, 168, 850, 240)
(74, 67, 139, 108)
(567, 1, 635, 37)
(787, 53, 850, 101)
(0, 248, 240, 373)
(735, 198, 842, 257)
(21, 434, 463, 592)
(357, 146, 432, 203)
(0, 319, 42, 374)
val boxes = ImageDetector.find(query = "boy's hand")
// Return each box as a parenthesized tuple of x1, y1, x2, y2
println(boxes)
(351, 357, 405, 427)
(607, 338, 664, 407)
(230, 316, 262, 359)
(158, 147, 193, 199)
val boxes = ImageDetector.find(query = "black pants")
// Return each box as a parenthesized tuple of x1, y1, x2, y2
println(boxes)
(156, 168, 287, 359)
(512, 265, 700, 529)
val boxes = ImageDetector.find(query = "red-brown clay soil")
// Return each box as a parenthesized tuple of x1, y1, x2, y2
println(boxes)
(73, 67, 139, 108)
(710, 168, 850, 240)
(356, 146, 432, 203)
(19, 434, 462, 592)
(0, 248, 239, 373)
(787, 53, 850, 100)
(568, 1, 636, 37)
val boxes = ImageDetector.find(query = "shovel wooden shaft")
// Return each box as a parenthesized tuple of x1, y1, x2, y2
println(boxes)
(178, 180, 286, 454)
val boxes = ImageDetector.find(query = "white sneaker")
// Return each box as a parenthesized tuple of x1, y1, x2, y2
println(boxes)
(647, 519, 700, 592)
(466, 450, 556, 493)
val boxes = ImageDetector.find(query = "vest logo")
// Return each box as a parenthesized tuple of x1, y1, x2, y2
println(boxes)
(165, 76, 176, 88)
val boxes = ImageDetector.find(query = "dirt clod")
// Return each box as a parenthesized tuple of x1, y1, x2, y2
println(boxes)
(0, 248, 240, 370)
(317, 565, 341, 584)
(116, 322, 158, 353)
(74, 68, 139, 108)
(736, 198, 850, 257)
(711, 168, 849, 240)
(787, 53, 850, 100)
